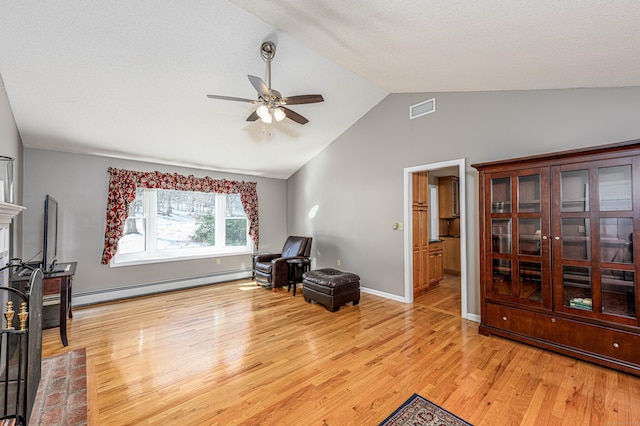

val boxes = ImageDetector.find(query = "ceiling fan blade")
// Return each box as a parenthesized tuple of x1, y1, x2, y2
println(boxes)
(281, 107, 309, 125)
(248, 75, 270, 98)
(281, 94, 324, 105)
(246, 110, 260, 122)
(207, 94, 258, 103)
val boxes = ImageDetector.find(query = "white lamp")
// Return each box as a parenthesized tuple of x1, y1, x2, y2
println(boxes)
(273, 107, 286, 122)
(256, 105, 270, 119)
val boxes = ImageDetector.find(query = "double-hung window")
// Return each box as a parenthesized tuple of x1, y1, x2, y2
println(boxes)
(112, 188, 252, 265)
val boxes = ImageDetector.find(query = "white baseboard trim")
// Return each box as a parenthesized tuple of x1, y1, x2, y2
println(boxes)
(73, 273, 481, 322)
(73, 270, 253, 306)
(360, 286, 408, 303)
(465, 313, 481, 323)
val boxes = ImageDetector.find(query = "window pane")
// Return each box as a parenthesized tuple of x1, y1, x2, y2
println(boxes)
(121, 188, 146, 254)
(225, 194, 247, 246)
(599, 165, 632, 211)
(157, 189, 216, 250)
(225, 218, 247, 246)
(226, 194, 246, 217)
(119, 218, 146, 254)
(128, 188, 145, 216)
(192, 212, 216, 246)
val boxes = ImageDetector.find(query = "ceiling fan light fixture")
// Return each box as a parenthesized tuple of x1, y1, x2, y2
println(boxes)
(261, 112, 273, 123)
(273, 107, 286, 122)
(256, 105, 270, 119)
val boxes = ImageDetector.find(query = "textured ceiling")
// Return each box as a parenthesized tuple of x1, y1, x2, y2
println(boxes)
(2, 1, 640, 179)
(232, 0, 640, 93)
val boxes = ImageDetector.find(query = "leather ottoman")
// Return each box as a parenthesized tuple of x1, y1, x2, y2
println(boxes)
(302, 268, 360, 312)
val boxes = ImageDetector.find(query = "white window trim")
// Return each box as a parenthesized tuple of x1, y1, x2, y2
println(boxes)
(110, 189, 253, 267)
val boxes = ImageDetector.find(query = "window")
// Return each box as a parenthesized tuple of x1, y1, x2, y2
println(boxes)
(113, 188, 252, 265)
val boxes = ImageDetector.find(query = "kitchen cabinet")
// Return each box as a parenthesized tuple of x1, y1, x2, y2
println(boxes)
(438, 176, 459, 218)
(413, 207, 429, 293)
(412, 172, 429, 207)
(428, 241, 444, 286)
(441, 237, 461, 275)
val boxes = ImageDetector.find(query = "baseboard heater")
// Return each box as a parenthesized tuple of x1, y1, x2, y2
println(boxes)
(73, 269, 252, 306)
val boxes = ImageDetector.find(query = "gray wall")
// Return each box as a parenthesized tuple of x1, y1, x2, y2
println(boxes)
(287, 86, 640, 315)
(22, 148, 287, 296)
(0, 73, 24, 256)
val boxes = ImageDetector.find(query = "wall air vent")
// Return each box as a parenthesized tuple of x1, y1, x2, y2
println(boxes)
(409, 97, 436, 120)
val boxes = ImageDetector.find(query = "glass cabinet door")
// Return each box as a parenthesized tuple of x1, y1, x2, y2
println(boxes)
(598, 165, 636, 319)
(488, 176, 514, 298)
(486, 170, 550, 307)
(553, 160, 638, 324)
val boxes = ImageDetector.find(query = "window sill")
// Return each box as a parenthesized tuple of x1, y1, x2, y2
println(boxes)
(110, 248, 253, 268)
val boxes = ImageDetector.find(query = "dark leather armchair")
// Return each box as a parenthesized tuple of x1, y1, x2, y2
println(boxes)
(254, 236, 312, 291)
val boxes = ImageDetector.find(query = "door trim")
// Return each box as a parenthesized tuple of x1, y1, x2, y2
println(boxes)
(403, 158, 470, 320)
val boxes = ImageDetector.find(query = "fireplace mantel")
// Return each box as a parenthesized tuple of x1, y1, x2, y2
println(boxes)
(0, 201, 25, 227)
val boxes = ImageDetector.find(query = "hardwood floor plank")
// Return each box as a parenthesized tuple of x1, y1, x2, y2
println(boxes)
(40, 278, 640, 425)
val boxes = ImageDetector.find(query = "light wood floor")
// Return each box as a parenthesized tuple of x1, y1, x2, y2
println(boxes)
(41, 276, 640, 425)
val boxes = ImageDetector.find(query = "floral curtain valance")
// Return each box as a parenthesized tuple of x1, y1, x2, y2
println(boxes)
(101, 167, 259, 264)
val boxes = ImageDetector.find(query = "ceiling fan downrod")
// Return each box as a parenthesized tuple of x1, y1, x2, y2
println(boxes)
(258, 41, 285, 122)
(260, 41, 276, 93)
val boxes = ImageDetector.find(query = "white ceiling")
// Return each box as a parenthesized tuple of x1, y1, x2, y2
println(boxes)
(233, 0, 640, 93)
(2, 1, 640, 179)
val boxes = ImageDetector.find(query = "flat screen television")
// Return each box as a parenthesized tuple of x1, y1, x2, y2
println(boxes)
(42, 195, 59, 272)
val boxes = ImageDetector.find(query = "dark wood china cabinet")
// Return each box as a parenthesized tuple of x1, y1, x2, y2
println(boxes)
(473, 140, 640, 376)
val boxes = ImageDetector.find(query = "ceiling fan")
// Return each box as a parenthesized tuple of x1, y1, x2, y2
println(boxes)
(207, 41, 324, 125)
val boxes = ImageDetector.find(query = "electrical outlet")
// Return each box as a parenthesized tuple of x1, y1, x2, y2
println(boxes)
(337, 259, 341, 267)
(216, 258, 221, 265)
(578, 225, 585, 233)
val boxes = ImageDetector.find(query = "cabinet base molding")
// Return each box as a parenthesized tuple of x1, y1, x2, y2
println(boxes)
(481, 303, 640, 376)
(480, 326, 640, 377)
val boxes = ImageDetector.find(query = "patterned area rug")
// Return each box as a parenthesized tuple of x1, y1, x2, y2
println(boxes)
(380, 393, 472, 426)
(29, 348, 88, 426)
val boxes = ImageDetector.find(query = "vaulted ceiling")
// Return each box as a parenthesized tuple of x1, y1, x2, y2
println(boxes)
(2, 1, 640, 178)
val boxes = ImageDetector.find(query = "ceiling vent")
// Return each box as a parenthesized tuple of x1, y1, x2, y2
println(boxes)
(409, 97, 436, 119)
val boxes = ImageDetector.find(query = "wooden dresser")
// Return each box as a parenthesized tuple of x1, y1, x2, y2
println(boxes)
(472, 140, 640, 376)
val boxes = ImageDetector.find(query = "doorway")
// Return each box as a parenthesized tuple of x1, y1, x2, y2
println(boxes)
(403, 158, 469, 320)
